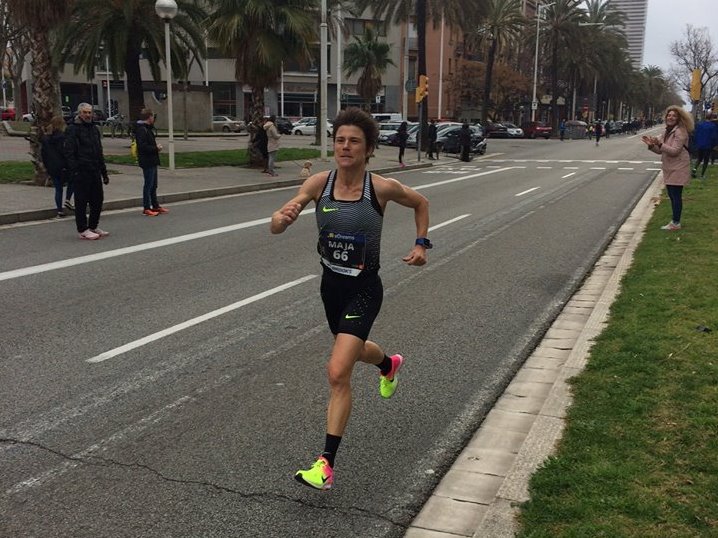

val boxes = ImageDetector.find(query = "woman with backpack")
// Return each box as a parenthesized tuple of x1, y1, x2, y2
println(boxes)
(41, 115, 73, 218)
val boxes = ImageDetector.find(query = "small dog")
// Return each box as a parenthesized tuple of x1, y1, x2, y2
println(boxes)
(299, 161, 312, 180)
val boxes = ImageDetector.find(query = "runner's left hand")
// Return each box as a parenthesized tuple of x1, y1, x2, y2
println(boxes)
(402, 245, 427, 266)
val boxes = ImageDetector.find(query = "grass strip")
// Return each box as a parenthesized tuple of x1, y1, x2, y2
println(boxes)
(0, 148, 325, 183)
(518, 171, 718, 537)
(0, 162, 34, 183)
(104, 147, 324, 168)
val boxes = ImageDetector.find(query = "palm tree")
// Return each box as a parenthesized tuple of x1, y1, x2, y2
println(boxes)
(5, 0, 74, 184)
(474, 0, 524, 121)
(343, 27, 395, 110)
(59, 0, 207, 122)
(538, 0, 584, 130)
(206, 0, 318, 126)
(641, 66, 666, 119)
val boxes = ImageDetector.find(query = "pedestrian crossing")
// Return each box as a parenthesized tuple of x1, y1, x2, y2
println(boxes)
(420, 158, 662, 175)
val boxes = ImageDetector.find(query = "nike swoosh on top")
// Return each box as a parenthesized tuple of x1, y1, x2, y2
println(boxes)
(322, 206, 339, 213)
(345, 314, 361, 319)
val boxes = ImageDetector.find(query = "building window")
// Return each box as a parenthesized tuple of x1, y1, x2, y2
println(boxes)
(346, 18, 386, 37)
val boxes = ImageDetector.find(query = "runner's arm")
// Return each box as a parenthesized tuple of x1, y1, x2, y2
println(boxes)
(382, 178, 430, 266)
(270, 172, 326, 234)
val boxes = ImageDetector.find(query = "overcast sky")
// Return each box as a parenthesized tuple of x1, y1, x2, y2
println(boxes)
(643, 0, 718, 73)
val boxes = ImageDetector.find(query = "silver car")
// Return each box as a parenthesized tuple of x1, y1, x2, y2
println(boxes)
(212, 115, 245, 133)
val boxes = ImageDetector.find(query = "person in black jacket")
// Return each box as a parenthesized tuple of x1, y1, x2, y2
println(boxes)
(41, 115, 73, 218)
(397, 121, 409, 168)
(459, 122, 472, 162)
(64, 103, 110, 240)
(427, 119, 438, 160)
(135, 108, 167, 216)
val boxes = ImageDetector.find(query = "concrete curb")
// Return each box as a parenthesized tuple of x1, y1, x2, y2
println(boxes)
(406, 172, 664, 537)
(0, 162, 432, 225)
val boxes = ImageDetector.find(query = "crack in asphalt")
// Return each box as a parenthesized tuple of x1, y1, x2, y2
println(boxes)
(1, 437, 407, 530)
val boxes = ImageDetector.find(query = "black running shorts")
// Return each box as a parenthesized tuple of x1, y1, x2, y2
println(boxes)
(320, 268, 383, 341)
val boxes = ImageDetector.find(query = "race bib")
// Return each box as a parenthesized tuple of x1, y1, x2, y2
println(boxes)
(319, 231, 366, 276)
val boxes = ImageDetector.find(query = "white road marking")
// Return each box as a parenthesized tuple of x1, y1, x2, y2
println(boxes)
(0, 211, 312, 282)
(590, 167, 607, 170)
(429, 214, 470, 231)
(563, 166, 579, 169)
(413, 167, 516, 190)
(618, 167, 634, 171)
(86, 275, 317, 363)
(646, 168, 661, 171)
(515, 187, 540, 197)
(536, 166, 553, 169)
(562, 172, 576, 179)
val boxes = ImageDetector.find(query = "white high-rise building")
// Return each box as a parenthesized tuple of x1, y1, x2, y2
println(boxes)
(608, 0, 648, 68)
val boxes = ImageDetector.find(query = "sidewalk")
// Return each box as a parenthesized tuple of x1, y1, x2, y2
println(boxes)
(0, 144, 431, 225)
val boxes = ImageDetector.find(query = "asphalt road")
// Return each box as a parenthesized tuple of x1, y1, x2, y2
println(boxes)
(0, 133, 659, 537)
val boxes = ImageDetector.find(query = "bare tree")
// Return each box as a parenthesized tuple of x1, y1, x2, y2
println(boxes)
(669, 25, 718, 106)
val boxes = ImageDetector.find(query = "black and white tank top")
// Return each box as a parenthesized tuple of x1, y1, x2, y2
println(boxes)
(315, 170, 384, 276)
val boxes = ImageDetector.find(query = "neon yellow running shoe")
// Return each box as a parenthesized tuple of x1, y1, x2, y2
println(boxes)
(379, 354, 404, 399)
(294, 456, 333, 490)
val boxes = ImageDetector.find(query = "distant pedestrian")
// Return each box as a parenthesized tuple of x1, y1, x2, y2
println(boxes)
(691, 112, 718, 180)
(264, 115, 281, 177)
(253, 118, 269, 173)
(135, 108, 168, 216)
(41, 115, 73, 218)
(64, 102, 110, 240)
(459, 122, 471, 162)
(594, 121, 603, 146)
(427, 119, 438, 159)
(559, 119, 566, 141)
(397, 121, 409, 167)
(642, 105, 694, 231)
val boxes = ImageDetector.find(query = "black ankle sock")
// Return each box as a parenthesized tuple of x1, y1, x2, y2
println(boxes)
(377, 355, 392, 376)
(322, 434, 342, 467)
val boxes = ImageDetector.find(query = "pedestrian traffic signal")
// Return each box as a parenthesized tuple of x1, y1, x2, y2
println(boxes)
(415, 75, 428, 104)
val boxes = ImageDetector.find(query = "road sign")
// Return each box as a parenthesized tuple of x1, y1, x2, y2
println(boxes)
(405, 79, 417, 92)
(531, 101, 538, 110)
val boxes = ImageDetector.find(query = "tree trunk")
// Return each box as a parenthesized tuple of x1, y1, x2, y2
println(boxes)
(125, 38, 144, 122)
(550, 39, 559, 132)
(249, 86, 265, 167)
(482, 38, 497, 122)
(29, 30, 59, 185)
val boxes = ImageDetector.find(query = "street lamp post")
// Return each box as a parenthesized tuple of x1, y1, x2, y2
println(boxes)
(155, 0, 178, 171)
(320, 0, 328, 160)
(531, 2, 554, 122)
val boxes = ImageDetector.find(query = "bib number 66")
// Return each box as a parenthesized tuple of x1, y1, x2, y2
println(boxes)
(332, 250, 349, 262)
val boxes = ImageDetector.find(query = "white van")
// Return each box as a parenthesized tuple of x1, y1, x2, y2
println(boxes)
(372, 113, 403, 123)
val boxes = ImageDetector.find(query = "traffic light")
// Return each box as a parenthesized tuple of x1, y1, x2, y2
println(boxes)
(415, 74, 428, 104)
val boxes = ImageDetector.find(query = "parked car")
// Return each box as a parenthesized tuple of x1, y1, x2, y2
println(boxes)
(22, 113, 35, 122)
(377, 121, 405, 145)
(521, 121, 552, 139)
(407, 121, 461, 148)
(275, 117, 294, 135)
(292, 118, 332, 136)
(61, 106, 71, 120)
(212, 115, 245, 132)
(372, 112, 403, 123)
(502, 122, 524, 138)
(436, 125, 487, 155)
(484, 121, 509, 138)
(0, 107, 15, 121)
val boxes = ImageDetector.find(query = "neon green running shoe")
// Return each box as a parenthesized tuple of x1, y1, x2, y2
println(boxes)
(379, 354, 404, 399)
(294, 456, 333, 490)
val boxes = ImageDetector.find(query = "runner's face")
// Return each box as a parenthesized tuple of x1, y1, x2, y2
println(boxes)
(334, 125, 369, 169)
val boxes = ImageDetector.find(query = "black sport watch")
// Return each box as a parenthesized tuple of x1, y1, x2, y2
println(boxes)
(415, 237, 433, 249)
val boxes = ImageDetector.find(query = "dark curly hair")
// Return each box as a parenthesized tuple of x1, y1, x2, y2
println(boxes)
(332, 108, 379, 162)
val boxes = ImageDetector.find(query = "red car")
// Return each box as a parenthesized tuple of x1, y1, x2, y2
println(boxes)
(521, 121, 552, 139)
(1, 107, 16, 121)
